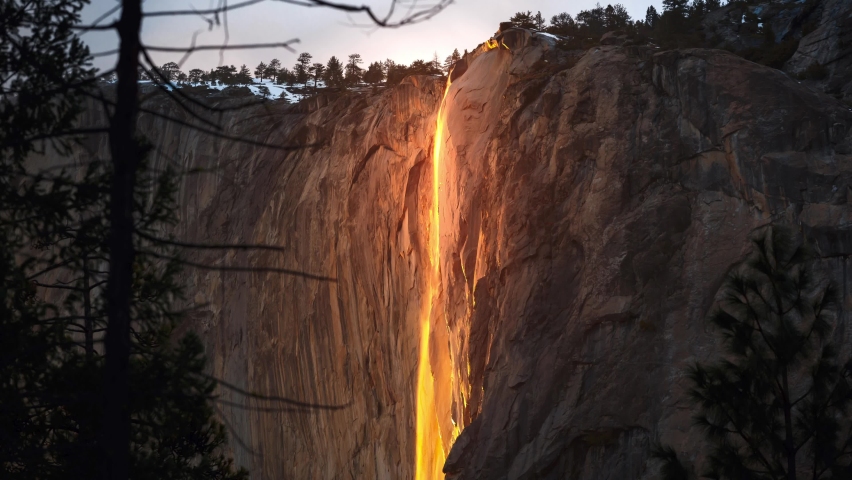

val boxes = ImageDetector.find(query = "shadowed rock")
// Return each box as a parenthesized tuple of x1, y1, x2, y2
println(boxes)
(55, 25, 852, 479)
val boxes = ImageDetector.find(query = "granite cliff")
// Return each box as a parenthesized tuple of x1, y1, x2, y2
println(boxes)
(121, 27, 852, 479)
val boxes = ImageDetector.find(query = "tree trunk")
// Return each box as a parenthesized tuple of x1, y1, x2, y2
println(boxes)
(101, 0, 142, 479)
(83, 254, 93, 360)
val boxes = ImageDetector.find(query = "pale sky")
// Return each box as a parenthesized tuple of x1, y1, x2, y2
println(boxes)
(81, 0, 663, 74)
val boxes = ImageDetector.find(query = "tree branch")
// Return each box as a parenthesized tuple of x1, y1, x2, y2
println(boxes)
(140, 250, 337, 282)
(137, 230, 289, 253)
(201, 372, 349, 409)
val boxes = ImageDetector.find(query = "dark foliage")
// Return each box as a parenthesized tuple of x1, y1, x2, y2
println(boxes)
(0, 1, 247, 478)
(514, 0, 816, 73)
(658, 226, 852, 479)
(0, 0, 93, 160)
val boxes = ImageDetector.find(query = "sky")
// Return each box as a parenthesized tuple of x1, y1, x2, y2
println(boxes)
(81, 0, 663, 74)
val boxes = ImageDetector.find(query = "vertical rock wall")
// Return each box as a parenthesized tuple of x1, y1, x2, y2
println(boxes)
(119, 30, 852, 479)
(439, 34, 852, 479)
(138, 78, 445, 479)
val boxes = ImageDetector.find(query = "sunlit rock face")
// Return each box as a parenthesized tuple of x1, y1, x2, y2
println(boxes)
(139, 78, 446, 479)
(438, 35, 852, 479)
(133, 28, 852, 479)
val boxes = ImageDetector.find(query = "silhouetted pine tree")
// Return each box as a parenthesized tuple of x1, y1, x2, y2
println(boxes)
(510, 11, 537, 29)
(254, 61, 267, 81)
(237, 64, 252, 85)
(344, 53, 363, 86)
(295, 52, 313, 87)
(0, 1, 247, 478)
(323, 56, 345, 88)
(363, 61, 385, 85)
(657, 226, 852, 480)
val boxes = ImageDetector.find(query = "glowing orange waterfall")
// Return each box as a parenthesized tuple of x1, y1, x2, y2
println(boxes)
(415, 78, 452, 480)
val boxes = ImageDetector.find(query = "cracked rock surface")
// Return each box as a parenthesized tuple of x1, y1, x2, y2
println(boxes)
(72, 30, 852, 479)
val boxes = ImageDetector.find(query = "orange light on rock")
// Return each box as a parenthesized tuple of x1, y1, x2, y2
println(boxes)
(415, 77, 452, 480)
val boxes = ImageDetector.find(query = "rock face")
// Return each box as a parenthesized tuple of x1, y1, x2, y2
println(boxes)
(438, 35, 852, 479)
(699, 0, 852, 104)
(139, 76, 446, 479)
(124, 29, 852, 479)
(785, 0, 852, 103)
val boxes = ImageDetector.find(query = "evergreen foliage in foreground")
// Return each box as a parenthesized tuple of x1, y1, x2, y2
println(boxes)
(0, 1, 246, 478)
(0, 149, 248, 480)
(657, 226, 852, 480)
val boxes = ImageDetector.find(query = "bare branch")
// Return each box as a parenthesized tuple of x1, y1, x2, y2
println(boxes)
(215, 398, 318, 413)
(137, 52, 225, 130)
(200, 372, 349, 409)
(141, 0, 453, 28)
(143, 40, 299, 53)
(140, 250, 337, 282)
(137, 230, 289, 253)
(143, 0, 267, 18)
(91, 49, 119, 58)
(89, 4, 123, 29)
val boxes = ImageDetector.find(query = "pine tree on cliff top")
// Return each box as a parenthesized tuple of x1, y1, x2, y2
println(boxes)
(254, 61, 267, 81)
(657, 226, 852, 480)
(237, 64, 252, 85)
(324, 56, 345, 88)
(345, 53, 364, 86)
(510, 10, 537, 29)
(295, 52, 313, 87)
(443, 48, 461, 73)
(363, 61, 385, 85)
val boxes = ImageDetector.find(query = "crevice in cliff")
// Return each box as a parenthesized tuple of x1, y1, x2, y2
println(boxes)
(351, 144, 396, 188)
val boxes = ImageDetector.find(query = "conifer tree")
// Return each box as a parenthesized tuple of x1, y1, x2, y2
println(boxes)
(254, 61, 267, 81)
(363, 61, 385, 85)
(657, 226, 852, 480)
(310, 62, 325, 88)
(533, 11, 546, 30)
(323, 56, 345, 88)
(645, 6, 660, 29)
(0, 2, 247, 478)
(264, 58, 281, 81)
(548, 13, 575, 36)
(159, 61, 181, 81)
(443, 48, 461, 73)
(603, 3, 631, 30)
(237, 64, 252, 85)
(345, 53, 363, 86)
(575, 4, 606, 38)
(385, 61, 407, 85)
(510, 11, 536, 29)
(295, 52, 312, 87)
(188, 68, 204, 84)
(276, 67, 295, 85)
(2, 0, 453, 478)
(662, 0, 690, 16)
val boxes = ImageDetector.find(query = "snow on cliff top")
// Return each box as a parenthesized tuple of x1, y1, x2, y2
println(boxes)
(135, 78, 303, 103)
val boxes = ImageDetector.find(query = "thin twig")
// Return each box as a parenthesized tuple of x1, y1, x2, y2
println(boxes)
(143, 40, 299, 53)
(141, 250, 337, 282)
(201, 372, 349, 409)
(137, 230, 289, 253)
